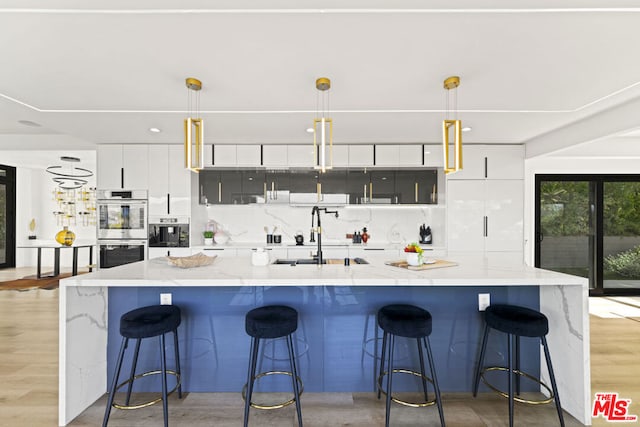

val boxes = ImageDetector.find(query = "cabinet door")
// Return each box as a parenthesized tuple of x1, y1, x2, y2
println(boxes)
(236, 145, 262, 167)
(423, 144, 444, 167)
(348, 145, 374, 167)
(241, 170, 266, 204)
(484, 146, 524, 179)
(332, 145, 349, 167)
(287, 145, 316, 167)
(346, 170, 370, 204)
(167, 145, 191, 215)
(396, 170, 437, 204)
(97, 145, 123, 189)
(447, 145, 524, 180)
(147, 145, 170, 216)
(370, 171, 396, 204)
(262, 145, 288, 167)
(212, 145, 237, 166)
(219, 171, 243, 204)
(374, 145, 399, 166)
(446, 145, 486, 180)
(484, 180, 524, 252)
(199, 171, 220, 205)
(122, 145, 149, 189)
(398, 145, 423, 166)
(265, 171, 290, 203)
(447, 180, 486, 252)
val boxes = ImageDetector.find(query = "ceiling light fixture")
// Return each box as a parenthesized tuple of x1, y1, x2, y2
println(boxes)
(149, 127, 161, 133)
(184, 77, 204, 173)
(46, 156, 93, 189)
(442, 76, 463, 174)
(313, 77, 333, 173)
(462, 126, 472, 132)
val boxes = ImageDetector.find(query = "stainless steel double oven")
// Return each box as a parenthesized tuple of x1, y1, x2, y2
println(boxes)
(97, 190, 148, 268)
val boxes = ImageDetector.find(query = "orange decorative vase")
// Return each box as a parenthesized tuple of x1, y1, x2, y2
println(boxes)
(55, 226, 76, 246)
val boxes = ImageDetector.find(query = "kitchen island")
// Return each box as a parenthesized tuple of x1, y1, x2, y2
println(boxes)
(59, 255, 590, 426)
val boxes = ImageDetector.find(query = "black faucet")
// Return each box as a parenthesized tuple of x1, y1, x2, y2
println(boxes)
(311, 206, 339, 265)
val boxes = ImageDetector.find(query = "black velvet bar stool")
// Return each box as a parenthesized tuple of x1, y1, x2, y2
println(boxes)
(102, 305, 182, 427)
(473, 304, 564, 427)
(243, 305, 303, 427)
(376, 304, 445, 427)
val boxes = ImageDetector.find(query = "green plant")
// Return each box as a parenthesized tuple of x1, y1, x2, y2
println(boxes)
(203, 231, 214, 238)
(604, 246, 640, 278)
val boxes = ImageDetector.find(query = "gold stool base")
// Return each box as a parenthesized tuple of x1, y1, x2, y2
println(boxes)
(112, 370, 181, 410)
(242, 370, 304, 410)
(377, 369, 437, 408)
(480, 366, 554, 405)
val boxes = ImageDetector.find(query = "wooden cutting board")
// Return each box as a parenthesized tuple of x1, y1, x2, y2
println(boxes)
(385, 259, 458, 271)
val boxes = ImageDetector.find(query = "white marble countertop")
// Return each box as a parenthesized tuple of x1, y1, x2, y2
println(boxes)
(61, 255, 587, 288)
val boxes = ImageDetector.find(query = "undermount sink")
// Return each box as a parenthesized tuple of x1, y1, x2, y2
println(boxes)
(272, 258, 369, 265)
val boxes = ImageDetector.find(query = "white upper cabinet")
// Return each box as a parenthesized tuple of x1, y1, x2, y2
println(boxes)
(97, 145, 148, 190)
(423, 144, 444, 167)
(204, 145, 262, 167)
(374, 145, 423, 167)
(447, 145, 524, 180)
(287, 145, 316, 167)
(332, 145, 349, 167)
(147, 145, 191, 216)
(262, 145, 288, 167)
(236, 145, 262, 166)
(348, 145, 374, 167)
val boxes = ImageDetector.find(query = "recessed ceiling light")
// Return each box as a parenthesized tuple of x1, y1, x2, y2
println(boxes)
(149, 127, 161, 133)
(306, 128, 314, 134)
(18, 120, 41, 127)
(462, 126, 472, 132)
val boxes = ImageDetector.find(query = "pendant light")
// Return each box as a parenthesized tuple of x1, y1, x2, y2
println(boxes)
(184, 77, 204, 172)
(442, 76, 463, 174)
(313, 77, 333, 173)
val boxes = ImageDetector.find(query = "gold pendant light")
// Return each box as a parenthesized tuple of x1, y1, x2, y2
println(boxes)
(313, 77, 333, 173)
(442, 76, 463, 174)
(184, 77, 204, 172)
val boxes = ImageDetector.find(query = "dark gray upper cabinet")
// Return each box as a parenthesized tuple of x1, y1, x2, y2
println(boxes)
(395, 170, 438, 204)
(200, 168, 439, 205)
(369, 171, 396, 204)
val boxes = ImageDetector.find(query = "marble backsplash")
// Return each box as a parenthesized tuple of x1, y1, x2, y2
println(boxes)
(198, 204, 445, 246)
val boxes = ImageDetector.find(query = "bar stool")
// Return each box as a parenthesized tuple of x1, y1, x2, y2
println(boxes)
(376, 304, 445, 427)
(102, 305, 182, 427)
(243, 305, 303, 427)
(473, 304, 564, 427)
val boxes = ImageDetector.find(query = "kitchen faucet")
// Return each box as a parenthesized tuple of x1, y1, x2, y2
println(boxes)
(311, 206, 339, 265)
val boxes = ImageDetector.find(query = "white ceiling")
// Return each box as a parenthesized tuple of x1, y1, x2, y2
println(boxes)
(2, 1, 640, 156)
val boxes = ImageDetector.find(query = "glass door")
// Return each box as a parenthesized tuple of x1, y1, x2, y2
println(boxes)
(0, 165, 16, 269)
(603, 181, 640, 291)
(536, 175, 640, 295)
(535, 178, 596, 288)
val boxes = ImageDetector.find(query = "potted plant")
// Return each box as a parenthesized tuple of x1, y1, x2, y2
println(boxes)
(203, 230, 214, 246)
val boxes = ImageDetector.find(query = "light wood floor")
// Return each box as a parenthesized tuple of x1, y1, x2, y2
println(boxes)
(1, 285, 638, 426)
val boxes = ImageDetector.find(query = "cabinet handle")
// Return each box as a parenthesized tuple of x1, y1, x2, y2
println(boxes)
(263, 182, 267, 201)
(369, 182, 373, 201)
(218, 182, 222, 203)
(120, 167, 124, 189)
(484, 157, 488, 178)
(167, 193, 170, 214)
(317, 182, 322, 202)
(363, 184, 367, 204)
(271, 181, 275, 200)
(415, 182, 419, 203)
(484, 216, 488, 237)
